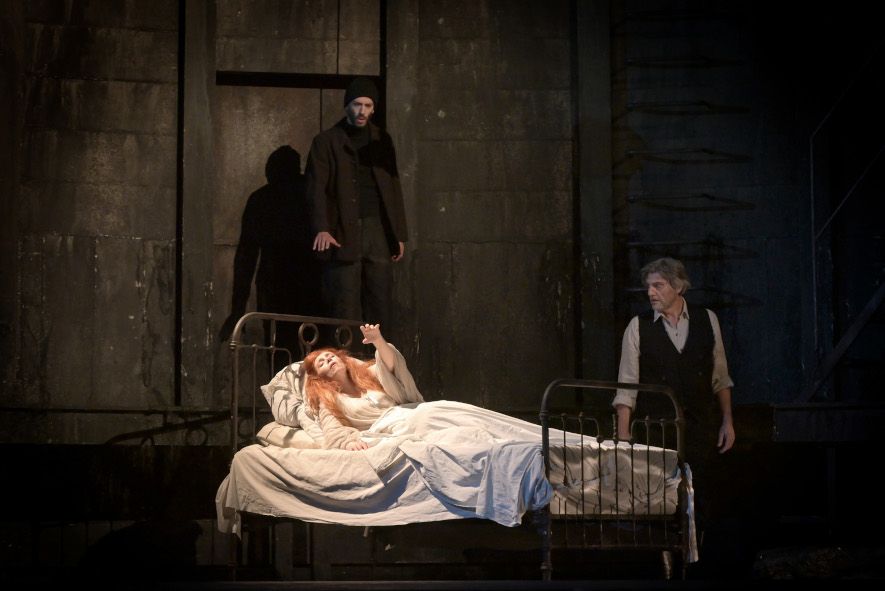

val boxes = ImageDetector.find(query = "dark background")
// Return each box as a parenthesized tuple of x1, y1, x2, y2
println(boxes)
(0, 0, 882, 584)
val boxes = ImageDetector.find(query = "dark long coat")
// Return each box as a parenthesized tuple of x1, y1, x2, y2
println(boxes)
(305, 118, 408, 262)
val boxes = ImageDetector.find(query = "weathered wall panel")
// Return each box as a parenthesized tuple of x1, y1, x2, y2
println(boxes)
(213, 86, 320, 244)
(0, 3, 24, 400)
(338, 0, 380, 75)
(24, 0, 177, 30)
(25, 24, 177, 82)
(41, 235, 95, 405)
(18, 181, 176, 240)
(611, 0, 812, 403)
(5, 1, 179, 443)
(215, 0, 379, 75)
(179, 0, 215, 409)
(413, 0, 575, 407)
(25, 79, 176, 135)
(16, 236, 45, 408)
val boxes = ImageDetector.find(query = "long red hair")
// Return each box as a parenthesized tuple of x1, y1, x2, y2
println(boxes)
(302, 348, 383, 426)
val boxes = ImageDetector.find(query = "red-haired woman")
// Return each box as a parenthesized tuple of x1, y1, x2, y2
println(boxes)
(302, 323, 424, 450)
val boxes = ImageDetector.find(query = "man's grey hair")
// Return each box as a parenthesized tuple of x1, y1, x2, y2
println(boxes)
(640, 257, 691, 295)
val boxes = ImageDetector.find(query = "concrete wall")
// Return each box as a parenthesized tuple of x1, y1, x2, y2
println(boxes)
(0, 0, 577, 444)
(406, 0, 576, 413)
(1, 0, 882, 581)
(610, 0, 882, 406)
(209, 0, 378, 404)
(611, 0, 808, 404)
(1, 0, 180, 443)
(1, 0, 874, 437)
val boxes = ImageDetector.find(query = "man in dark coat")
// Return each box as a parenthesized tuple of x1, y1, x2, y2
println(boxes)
(306, 77, 408, 329)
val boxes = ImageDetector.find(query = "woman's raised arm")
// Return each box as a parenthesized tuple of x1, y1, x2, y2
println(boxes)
(360, 324, 395, 372)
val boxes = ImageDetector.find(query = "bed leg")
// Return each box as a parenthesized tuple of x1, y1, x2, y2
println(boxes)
(534, 510, 552, 581)
(227, 531, 240, 581)
(661, 550, 673, 580)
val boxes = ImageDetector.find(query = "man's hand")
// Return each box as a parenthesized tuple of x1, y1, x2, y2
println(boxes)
(615, 404, 633, 442)
(313, 231, 341, 251)
(391, 241, 405, 262)
(345, 440, 368, 451)
(718, 420, 735, 453)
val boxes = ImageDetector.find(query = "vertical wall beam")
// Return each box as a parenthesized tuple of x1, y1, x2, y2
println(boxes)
(179, 0, 216, 406)
(576, 0, 616, 379)
(386, 0, 419, 354)
(0, 2, 23, 391)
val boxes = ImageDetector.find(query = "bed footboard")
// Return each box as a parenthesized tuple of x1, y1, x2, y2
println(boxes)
(539, 378, 690, 581)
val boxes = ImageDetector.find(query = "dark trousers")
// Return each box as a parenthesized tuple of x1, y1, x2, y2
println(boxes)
(323, 216, 392, 328)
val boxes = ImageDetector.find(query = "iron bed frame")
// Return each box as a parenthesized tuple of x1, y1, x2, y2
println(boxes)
(225, 312, 692, 580)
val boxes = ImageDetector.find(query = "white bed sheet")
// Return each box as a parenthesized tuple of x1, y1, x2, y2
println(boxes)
(548, 440, 682, 516)
(216, 400, 559, 535)
(216, 399, 688, 544)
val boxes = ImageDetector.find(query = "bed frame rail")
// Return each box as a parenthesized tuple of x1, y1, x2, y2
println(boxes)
(227, 313, 370, 461)
(538, 378, 689, 581)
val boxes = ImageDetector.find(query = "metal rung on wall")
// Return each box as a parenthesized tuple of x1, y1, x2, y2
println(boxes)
(625, 100, 749, 115)
(627, 148, 750, 163)
(626, 238, 757, 259)
(618, 9, 736, 24)
(625, 55, 742, 68)
(627, 192, 754, 212)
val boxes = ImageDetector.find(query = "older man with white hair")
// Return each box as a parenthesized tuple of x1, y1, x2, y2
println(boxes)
(612, 257, 735, 553)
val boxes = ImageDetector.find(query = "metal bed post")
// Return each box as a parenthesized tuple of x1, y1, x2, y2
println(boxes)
(224, 313, 369, 579)
(539, 378, 684, 580)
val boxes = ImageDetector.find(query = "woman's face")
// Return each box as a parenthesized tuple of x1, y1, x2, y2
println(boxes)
(313, 351, 345, 380)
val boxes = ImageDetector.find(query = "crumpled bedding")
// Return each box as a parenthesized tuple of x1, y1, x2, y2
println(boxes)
(216, 400, 565, 535)
(218, 345, 691, 558)
(216, 399, 691, 539)
(548, 439, 682, 515)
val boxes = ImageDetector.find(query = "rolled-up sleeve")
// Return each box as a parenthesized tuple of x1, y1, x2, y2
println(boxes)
(708, 310, 734, 394)
(612, 317, 640, 409)
(373, 344, 424, 405)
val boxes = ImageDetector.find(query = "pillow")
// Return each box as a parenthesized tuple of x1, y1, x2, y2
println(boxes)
(260, 362, 307, 427)
(259, 361, 326, 445)
(256, 421, 321, 449)
(260, 362, 305, 408)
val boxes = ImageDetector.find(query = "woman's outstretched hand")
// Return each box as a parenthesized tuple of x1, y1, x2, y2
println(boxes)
(345, 440, 368, 451)
(360, 323, 385, 346)
(360, 323, 395, 372)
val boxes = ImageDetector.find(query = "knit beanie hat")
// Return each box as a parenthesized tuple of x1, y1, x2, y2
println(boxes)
(343, 77, 379, 107)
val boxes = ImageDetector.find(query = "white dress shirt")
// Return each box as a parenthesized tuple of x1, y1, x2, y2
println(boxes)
(612, 301, 733, 409)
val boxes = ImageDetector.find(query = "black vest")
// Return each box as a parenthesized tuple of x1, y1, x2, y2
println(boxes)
(637, 308, 716, 432)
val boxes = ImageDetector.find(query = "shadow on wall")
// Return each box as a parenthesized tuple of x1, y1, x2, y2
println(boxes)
(219, 145, 326, 367)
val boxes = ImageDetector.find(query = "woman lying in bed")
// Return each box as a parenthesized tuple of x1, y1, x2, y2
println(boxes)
(218, 324, 686, 533)
(301, 323, 562, 453)
(218, 323, 563, 531)
(302, 323, 424, 450)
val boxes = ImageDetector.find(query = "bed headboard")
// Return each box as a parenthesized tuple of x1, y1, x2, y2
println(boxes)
(227, 312, 371, 457)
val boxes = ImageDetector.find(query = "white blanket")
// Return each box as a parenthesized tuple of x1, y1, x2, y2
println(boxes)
(216, 401, 562, 535)
(548, 440, 681, 515)
(216, 399, 690, 549)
